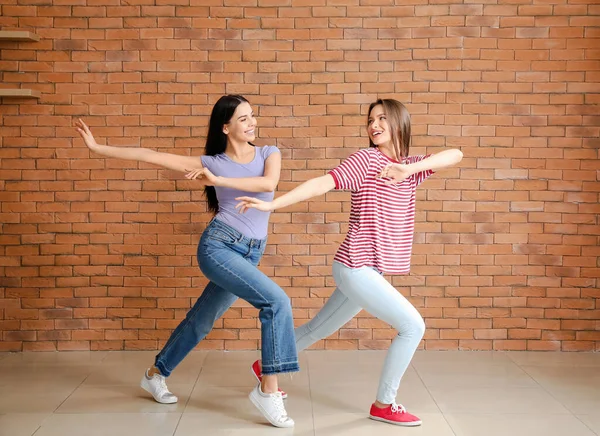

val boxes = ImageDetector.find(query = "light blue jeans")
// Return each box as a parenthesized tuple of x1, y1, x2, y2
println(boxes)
(155, 219, 299, 377)
(295, 261, 425, 404)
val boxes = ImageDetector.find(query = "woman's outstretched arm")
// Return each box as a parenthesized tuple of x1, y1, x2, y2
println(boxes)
(236, 174, 335, 213)
(75, 118, 203, 173)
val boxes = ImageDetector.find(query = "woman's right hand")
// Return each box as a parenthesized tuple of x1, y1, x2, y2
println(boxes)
(235, 197, 275, 213)
(75, 118, 100, 152)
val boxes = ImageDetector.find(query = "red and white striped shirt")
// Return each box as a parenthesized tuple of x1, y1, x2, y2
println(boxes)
(329, 147, 433, 275)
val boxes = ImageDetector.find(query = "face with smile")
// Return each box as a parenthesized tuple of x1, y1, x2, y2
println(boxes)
(223, 102, 256, 144)
(367, 104, 392, 148)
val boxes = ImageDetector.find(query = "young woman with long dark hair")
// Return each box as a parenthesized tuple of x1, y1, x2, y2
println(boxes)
(76, 95, 297, 428)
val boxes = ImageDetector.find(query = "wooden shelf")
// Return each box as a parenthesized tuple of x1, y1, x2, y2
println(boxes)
(0, 89, 41, 99)
(0, 31, 40, 42)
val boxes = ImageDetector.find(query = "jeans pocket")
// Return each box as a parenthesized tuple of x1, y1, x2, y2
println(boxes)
(205, 228, 237, 245)
(258, 240, 267, 257)
(251, 244, 266, 266)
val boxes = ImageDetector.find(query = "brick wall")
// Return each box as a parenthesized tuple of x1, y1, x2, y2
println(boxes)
(0, 0, 598, 352)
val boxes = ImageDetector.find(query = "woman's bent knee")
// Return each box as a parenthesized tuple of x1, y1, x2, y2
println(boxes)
(413, 315, 426, 338)
(395, 313, 425, 339)
(271, 293, 292, 314)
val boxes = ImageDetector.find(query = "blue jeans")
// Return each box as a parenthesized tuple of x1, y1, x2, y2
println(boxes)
(295, 262, 425, 404)
(155, 219, 299, 376)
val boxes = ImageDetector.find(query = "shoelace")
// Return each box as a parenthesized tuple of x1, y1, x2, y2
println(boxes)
(155, 374, 170, 396)
(271, 392, 289, 422)
(390, 403, 407, 414)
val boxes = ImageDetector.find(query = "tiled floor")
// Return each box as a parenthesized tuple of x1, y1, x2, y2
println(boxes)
(0, 350, 599, 436)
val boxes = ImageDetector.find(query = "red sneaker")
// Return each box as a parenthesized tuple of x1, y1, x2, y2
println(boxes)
(369, 403, 422, 426)
(251, 360, 288, 399)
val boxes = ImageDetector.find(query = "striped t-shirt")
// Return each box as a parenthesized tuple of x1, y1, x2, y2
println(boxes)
(329, 147, 433, 275)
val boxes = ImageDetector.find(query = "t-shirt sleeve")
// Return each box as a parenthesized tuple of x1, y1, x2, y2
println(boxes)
(407, 154, 434, 186)
(200, 155, 211, 172)
(328, 149, 371, 192)
(261, 145, 280, 160)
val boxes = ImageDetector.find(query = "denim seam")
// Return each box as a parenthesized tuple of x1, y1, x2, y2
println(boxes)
(261, 358, 299, 364)
(261, 359, 300, 367)
(261, 365, 299, 376)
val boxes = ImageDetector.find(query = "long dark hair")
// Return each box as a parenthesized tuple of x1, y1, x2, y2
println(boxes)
(367, 99, 411, 161)
(204, 94, 250, 214)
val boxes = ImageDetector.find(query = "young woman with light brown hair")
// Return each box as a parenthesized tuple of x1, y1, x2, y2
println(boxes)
(237, 99, 463, 427)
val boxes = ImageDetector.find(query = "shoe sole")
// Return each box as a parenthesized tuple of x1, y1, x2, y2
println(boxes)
(250, 366, 288, 400)
(140, 376, 178, 404)
(369, 415, 422, 426)
(249, 389, 294, 428)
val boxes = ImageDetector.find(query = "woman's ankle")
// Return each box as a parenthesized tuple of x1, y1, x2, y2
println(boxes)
(261, 374, 278, 394)
(148, 365, 161, 377)
(374, 400, 390, 409)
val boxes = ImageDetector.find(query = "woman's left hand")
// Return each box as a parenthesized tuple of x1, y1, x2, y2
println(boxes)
(184, 167, 221, 186)
(377, 163, 412, 184)
(235, 197, 275, 213)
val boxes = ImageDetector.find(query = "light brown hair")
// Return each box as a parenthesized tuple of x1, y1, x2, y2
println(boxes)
(367, 99, 411, 160)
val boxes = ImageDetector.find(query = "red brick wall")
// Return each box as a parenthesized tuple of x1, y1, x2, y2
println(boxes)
(1, 0, 599, 352)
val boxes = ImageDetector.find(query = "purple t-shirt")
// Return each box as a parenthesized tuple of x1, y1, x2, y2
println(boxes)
(201, 145, 279, 240)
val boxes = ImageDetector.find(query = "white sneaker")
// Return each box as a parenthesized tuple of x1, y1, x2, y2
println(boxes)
(140, 369, 178, 404)
(249, 384, 294, 428)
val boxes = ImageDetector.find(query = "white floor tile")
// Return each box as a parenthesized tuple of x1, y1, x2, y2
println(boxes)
(32, 413, 181, 436)
(0, 413, 50, 436)
(445, 413, 597, 436)
(427, 386, 571, 414)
